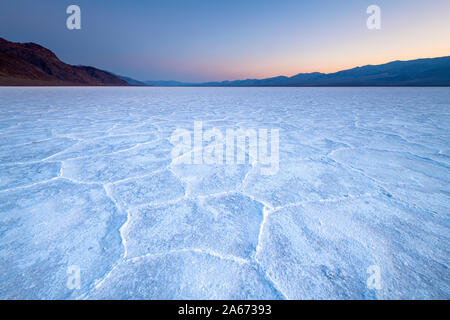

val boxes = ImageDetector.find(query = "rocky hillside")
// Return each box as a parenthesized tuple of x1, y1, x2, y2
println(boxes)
(0, 38, 128, 86)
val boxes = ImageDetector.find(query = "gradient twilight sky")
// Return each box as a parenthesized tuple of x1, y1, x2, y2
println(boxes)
(0, 0, 449, 82)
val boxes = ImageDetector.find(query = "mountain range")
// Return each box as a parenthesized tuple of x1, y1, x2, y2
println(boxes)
(0, 37, 449, 86)
(140, 56, 450, 87)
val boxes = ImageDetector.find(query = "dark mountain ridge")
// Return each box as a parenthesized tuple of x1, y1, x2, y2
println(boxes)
(0, 37, 127, 86)
(195, 56, 450, 87)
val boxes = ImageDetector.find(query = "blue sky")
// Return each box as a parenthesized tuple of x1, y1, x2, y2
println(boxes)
(0, 0, 449, 82)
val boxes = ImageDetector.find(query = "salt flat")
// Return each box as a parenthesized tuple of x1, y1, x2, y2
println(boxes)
(0, 87, 448, 299)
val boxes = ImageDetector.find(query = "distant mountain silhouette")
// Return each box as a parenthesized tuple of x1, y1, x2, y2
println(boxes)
(147, 56, 450, 87)
(0, 38, 127, 86)
(117, 75, 147, 86)
(144, 80, 190, 86)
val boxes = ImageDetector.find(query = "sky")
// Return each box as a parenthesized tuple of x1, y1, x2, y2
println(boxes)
(0, 0, 449, 82)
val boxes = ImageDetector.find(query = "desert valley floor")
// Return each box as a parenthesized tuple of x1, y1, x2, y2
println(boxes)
(0, 87, 448, 299)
